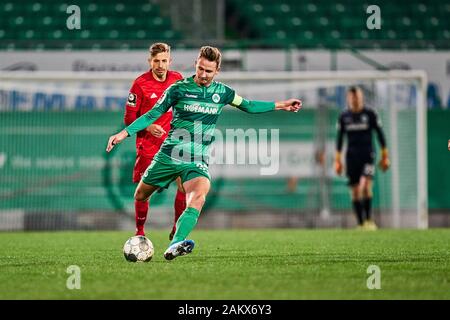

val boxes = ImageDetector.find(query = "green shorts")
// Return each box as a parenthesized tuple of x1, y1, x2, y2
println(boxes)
(141, 152, 211, 188)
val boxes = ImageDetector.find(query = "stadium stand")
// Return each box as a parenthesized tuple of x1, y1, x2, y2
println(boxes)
(0, 1, 448, 49)
(0, 1, 182, 50)
(227, 0, 450, 49)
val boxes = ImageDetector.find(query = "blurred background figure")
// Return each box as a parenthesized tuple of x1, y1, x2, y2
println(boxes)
(334, 87, 390, 230)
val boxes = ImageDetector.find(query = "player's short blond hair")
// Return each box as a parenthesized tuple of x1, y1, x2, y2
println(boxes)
(149, 43, 171, 57)
(198, 46, 221, 69)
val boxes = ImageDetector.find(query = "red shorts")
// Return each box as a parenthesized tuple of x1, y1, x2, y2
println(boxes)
(132, 153, 154, 183)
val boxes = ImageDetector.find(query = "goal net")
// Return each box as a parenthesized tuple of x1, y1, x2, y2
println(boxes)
(0, 70, 427, 230)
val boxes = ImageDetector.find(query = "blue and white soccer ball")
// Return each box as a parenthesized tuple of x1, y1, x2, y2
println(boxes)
(123, 236, 154, 262)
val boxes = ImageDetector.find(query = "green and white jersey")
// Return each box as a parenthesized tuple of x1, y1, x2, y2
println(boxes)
(126, 76, 275, 164)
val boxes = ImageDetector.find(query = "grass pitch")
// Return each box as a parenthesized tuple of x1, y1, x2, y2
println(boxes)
(0, 229, 449, 299)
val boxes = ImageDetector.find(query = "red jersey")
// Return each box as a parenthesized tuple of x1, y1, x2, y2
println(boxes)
(124, 70, 183, 158)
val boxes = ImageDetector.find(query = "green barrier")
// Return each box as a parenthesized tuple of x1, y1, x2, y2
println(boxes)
(427, 110, 450, 209)
(0, 109, 448, 214)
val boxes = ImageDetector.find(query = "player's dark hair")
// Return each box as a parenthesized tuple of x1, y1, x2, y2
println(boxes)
(149, 43, 170, 57)
(348, 86, 360, 94)
(198, 46, 221, 69)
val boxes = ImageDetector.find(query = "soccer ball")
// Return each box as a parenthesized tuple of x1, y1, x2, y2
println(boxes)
(123, 236, 154, 262)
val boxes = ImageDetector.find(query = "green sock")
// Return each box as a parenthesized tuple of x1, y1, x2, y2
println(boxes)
(170, 207, 200, 245)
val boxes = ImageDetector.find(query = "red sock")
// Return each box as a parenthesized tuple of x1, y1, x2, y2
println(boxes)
(135, 200, 149, 236)
(172, 190, 187, 234)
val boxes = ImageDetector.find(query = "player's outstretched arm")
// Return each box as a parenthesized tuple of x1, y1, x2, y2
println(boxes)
(106, 84, 177, 152)
(231, 95, 302, 114)
(275, 98, 302, 112)
(106, 107, 163, 153)
(106, 129, 129, 152)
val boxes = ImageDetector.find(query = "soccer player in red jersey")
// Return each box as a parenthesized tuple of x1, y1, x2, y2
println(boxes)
(124, 42, 186, 239)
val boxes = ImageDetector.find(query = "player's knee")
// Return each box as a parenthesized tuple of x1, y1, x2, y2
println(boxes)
(134, 189, 148, 202)
(350, 187, 361, 200)
(361, 181, 372, 198)
(363, 187, 373, 198)
(187, 193, 206, 210)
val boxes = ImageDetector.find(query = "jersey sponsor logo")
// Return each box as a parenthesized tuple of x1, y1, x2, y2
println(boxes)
(185, 94, 198, 98)
(127, 93, 137, 106)
(150, 93, 158, 99)
(212, 93, 220, 103)
(345, 123, 369, 131)
(183, 104, 218, 115)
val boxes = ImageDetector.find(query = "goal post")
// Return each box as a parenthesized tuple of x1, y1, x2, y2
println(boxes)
(217, 70, 428, 229)
(0, 70, 428, 230)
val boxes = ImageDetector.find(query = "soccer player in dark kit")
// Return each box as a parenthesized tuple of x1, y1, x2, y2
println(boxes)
(334, 86, 390, 230)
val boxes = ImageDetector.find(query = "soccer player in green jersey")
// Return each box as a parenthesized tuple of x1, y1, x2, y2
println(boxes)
(106, 46, 302, 260)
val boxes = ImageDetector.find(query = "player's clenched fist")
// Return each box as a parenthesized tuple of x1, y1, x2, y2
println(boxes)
(146, 124, 166, 138)
(275, 99, 302, 112)
(106, 129, 129, 152)
(334, 152, 343, 175)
